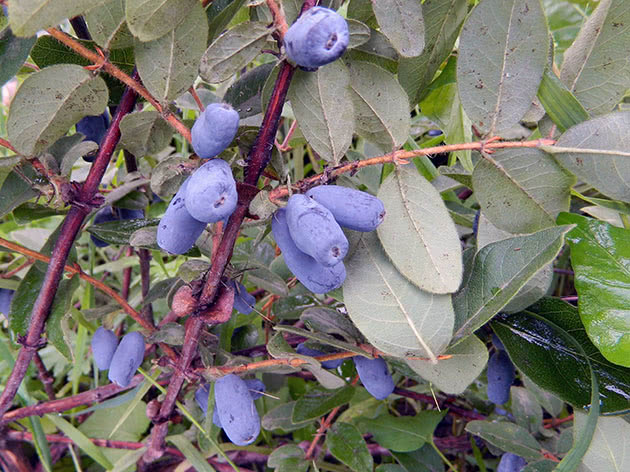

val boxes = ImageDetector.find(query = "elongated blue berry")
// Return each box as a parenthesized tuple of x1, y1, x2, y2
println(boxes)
(91, 327, 118, 371)
(487, 350, 515, 405)
(215, 374, 260, 446)
(230, 280, 256, 315)
(191, 103, 240, 159)
(77, 111, 110, 162)
(0, 288, 14, 317)
(284, 7, 349, 70)
(185, 159, 237, 223)
(296, 343, 343, 369)
(306, 186, 385, 232)
(353, 356, 395, 400)
(108, 332, 145, 387)
(286, 194, 348, 267)
(272, 209, 346, 294)
(497, 453, 527, 472)
(157, 177, 207, 254)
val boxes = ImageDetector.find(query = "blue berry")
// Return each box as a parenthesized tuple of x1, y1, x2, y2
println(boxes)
(492, 333, 505, 351)
(284, 7, 349, 70)
(157, 177, 207, 254)
(296, 343, 343, 369)
(214, 374, 261, 446)
(271, 209, 346, 294)
(91, 327, 118, 371)
(0, 288, 14, 317)
(76, 112, 110, 162)
(184, 159, 237, 223)
(230, 280, 256, 315)
(286, 194, 348, 267)
(305, 186, 385, 232)
(487, 350, 515, 405)
(427, 129, 443, 137)
(353, 356, 395, 400)
(191, 103, 240, 159)
(108, 332, 145, 387)
(497, 453, 527, 472)
(196, 378, 265, 429)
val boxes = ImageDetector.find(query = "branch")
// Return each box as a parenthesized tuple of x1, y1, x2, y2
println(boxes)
(44, 28, 191, 144)
(268, 138, 557, 201)
(0, 83, 139, 420)
(265, 0, 289, 36)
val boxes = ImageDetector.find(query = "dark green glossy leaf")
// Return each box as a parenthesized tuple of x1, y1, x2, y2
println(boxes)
(86, 218, 160, 246)
(558, 212, 630, 367)
(292, 385, 354, 423)
(206, 0, 247, 43)
(392, 444, 446, 472)
(0, 25, 36, 86)
(224, 62, 274, 119)
(325, 422, 373, 472)
(361, 411, 445, 452)
(46, 275, 80, 360)
(492, 298, 630, 413)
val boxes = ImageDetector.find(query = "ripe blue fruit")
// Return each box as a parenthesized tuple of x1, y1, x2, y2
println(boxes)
(215, 374, 261, 446)
(184, 159, 237, 223)
(196, 378, 265, 429)
(157, 177, 207, 254)
(353, 356, 395, 400)
(91, 327, 118, 371)
(296, 343, 343, 369)
(230, 280, 256, 315)
(191, 103, 240, 159)
(90, 206, 144, 247)
(305, 186, 386, 232)
(283, 7, 349, 70)
(487, 350, 515, 405)
(271, 209, 346, 294)
(492, 333, 505, 351)
(286, 194, 348, 267)
(0, 288, 14, 317)
(76, 112, 110, 162)
(427, 129, 443, 137)
(497, 453, 527, 472)
(108, 331, 145, 387)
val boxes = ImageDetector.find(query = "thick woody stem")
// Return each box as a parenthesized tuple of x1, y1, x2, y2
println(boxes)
(0, 83, 139, 420)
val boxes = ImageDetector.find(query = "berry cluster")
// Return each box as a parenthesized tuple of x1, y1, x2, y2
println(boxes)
(157, 103, 240, 255)
(195, 375, 265, 446)
(91, 327, 145, 387)
(283, 7, 350, 70)
(272, 186, 385, 294)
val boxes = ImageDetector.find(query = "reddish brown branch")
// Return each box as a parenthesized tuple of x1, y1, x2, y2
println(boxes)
(0, 81, 139, 420)
(33, 353, 55, 401)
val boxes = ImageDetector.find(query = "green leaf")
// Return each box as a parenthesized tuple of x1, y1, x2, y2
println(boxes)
(457, 0, 548, 135)
(465, 421, 544, 461)
(224, 62, 275, 118)
(292, 385, 355, 423)
(300, 307, 363, 343)
(537, 70, 589, 133)
(347, 29, 399, 73)
(47, 414, 113, 469)
(392, 444, 445, 472)
(343, 232, 455, 361)
(361, 411, 445, 452)
(199, 21, 271, 84)
(273, 325, 368, 357)
(30, 36, 134, 106)
(0, 165, 38, 218)
(8, 0, 108, 37)
(7, 64, 108, 156)
(377, 164, 463, 294)
(346, 60, 410, 152)
(325, 422, 373, 472)
(84, 0, 134, 49)
(574, 414, 630, 472)
(372, 0, 424, 58)
(119, 111, 172, 158)
(268, 445, 309, 472)
(247, 267, 289, 297)
(206, 0, 247, 43)
(398, 0, 467, 104)
(262, 402, 315, 432)
(0, 25, 36, 86)
(550, 111, 630, 203)
(406, 335, 488, 395)
(135, 1, 207, 103)
(453, 225, 571, 343)
(510, 387, 543, 434)
(472, 149, 575, 234)
(46, 276, 80, 360)
(167, 435, 216, 472)
(560, 0, 630, 116)
(87, 217, 160, 246)
(288, 61, 354, 164)
(12, 203, 67, 224)
(347, 19, 371, 49)
(558, 212, 630, 366)
(522, 375, 564, 418)
(125, 0, 197, 42)
(492, 298, 630, 413)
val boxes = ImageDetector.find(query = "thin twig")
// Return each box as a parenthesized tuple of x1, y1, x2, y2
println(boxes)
(0, 258, 34, 279)
(265, 0, 289, 36)
(33, 353, 56, 401)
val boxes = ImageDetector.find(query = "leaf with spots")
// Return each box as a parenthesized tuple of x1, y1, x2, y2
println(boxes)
(371, 0, 424, 58)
